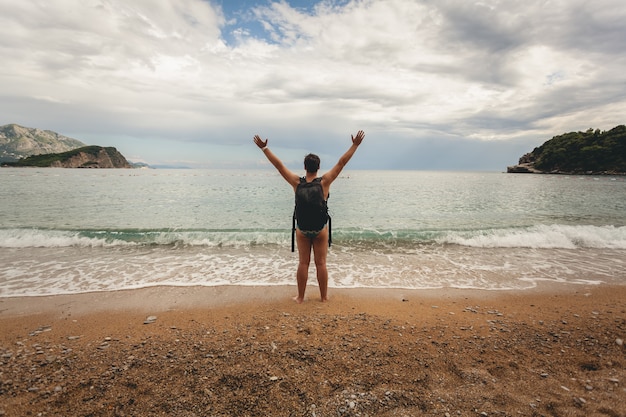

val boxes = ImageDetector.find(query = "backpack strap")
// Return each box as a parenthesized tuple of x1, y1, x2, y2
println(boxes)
(291, 209, 296, 252)
(328, 214, 332, 247)
(291, 178, 305, 252)
(318, 177, 331, 247)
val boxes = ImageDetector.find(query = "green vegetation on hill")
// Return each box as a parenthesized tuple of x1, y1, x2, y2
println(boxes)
(2, 146, 128, 168)
(520, 125, 626, 174)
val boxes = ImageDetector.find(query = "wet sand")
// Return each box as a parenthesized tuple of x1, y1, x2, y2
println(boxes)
(1, 284, 625, 416)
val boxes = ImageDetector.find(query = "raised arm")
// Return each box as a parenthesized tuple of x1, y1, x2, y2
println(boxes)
(321, 130, 365, 186)
(254, 135, 300, 189)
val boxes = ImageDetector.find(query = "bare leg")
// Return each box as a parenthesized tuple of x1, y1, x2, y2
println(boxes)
(295, 230, 312, 303)
(312, 227, 329, 302)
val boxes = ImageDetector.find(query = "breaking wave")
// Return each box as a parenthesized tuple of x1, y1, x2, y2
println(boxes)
(1, 224, 625, 250)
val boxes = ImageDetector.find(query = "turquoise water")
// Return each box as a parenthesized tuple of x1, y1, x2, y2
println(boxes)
(1, 169, 625, 296)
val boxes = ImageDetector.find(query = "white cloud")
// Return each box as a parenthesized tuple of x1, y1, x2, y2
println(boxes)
(0, 0, 625, 169)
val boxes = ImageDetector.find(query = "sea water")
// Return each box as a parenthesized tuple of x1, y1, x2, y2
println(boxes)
(1, 168, 625, 296)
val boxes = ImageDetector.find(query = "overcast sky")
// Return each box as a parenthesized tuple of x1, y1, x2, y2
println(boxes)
(1, 0, 625, 170)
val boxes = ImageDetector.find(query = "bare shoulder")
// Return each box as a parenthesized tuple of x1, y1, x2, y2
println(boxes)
(276, 167, 300, 189)
(286, 172, 301, 188)
(321, 164, 341, 185)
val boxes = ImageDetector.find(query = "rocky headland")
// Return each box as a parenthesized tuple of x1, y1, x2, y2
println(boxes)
(2, 145, 132, 168)
(508, 125, 626, 175)
(0, 124, 85, 162)
(1, 124, 136, 168)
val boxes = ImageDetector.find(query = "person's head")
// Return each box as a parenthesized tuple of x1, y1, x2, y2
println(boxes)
(304, 153, 320, 173)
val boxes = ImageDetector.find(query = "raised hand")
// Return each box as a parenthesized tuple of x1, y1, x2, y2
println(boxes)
(351, 130, 365, 146)
(253, 135, 268, 149)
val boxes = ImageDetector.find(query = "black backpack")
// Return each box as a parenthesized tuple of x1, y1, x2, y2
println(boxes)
(291, 177, 332, 251)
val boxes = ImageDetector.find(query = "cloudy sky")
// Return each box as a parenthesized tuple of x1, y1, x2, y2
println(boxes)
(1, 0, 625, 170)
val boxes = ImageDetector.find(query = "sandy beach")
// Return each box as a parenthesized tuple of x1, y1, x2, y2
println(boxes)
(1, 284, 624, 416)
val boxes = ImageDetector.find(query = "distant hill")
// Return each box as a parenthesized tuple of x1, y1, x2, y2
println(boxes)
(507, 125, 626, 174)
(0, 123, 86, 162)
(2, 146, 132, 168)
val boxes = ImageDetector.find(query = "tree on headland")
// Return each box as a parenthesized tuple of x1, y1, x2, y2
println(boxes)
(509, 125, 626, 174)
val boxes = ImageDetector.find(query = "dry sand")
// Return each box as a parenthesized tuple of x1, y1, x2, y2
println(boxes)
(1, 284, 624, 416)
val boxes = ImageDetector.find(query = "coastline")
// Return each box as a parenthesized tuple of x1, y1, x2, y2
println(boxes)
(1, 284, 625, 416)
(0, 282, 610, 318)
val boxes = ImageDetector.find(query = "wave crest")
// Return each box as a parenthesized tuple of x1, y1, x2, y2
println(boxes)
(439, 224, 626, 249)
(0, 224, 624, 249)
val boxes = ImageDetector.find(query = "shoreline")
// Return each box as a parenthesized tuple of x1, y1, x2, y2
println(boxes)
(0, 282, 612, 318)
(1, 284, 624, 416)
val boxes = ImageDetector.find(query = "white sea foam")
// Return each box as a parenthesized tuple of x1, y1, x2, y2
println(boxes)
(440, 224, 626, 249)
(0, 229, 115, 248)
(1, 224, 625, 250)
(1, 243, 623, 297)
(0, 228, 289, 248)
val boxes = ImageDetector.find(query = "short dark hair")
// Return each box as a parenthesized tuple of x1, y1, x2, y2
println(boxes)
(304, 153, 320, 173)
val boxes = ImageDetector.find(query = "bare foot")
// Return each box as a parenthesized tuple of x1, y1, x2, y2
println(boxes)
(292, 296, 304, 304)
(321, 297, 328, 303)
